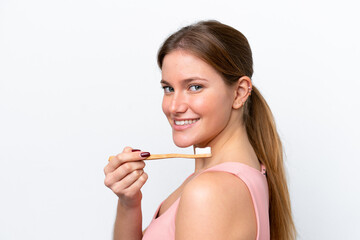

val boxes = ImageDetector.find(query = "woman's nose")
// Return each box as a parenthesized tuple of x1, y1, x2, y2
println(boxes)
(170, 92, 188, 114)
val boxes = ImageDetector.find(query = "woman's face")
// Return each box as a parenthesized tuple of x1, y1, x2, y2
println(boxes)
(161, 50, 235, 148)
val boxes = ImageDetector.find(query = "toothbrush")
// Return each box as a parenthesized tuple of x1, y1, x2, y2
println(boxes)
(146, 147, 212, 160)
(108, 147, 211, 161)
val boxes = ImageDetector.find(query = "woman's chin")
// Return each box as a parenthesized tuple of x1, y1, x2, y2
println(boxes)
(172, 137, 195, 148)
(173, 141, 193, 148)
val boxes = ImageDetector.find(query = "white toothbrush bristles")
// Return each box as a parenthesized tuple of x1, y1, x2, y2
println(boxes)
(195, 147, 212, 157)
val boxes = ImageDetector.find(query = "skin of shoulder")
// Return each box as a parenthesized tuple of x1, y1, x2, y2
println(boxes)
(175, 171, 257, 240)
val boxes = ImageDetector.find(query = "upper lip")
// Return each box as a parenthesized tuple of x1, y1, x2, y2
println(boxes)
(173, 118, 200, 121)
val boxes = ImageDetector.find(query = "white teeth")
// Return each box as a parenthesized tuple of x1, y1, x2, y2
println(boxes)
(175, 119, 199, 126)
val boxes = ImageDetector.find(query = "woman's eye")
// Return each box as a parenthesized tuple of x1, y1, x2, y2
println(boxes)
(189, 85, 203, 91)
(162, 86, 174, 93)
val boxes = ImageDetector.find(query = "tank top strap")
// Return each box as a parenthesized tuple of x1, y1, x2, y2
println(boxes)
(191, 162, 266, 181)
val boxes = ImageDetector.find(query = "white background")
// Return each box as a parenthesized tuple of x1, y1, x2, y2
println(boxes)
(1, 0, 359, 239)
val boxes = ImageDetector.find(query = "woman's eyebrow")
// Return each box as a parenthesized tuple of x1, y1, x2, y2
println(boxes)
(160, 77, 208, 85)
(160, 79, 171, 85)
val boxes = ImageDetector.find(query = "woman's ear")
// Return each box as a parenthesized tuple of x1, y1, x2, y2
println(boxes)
(232, 76, 252, 109)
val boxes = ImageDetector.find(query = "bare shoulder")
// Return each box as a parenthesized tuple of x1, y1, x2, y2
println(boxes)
(175, 171, 257, 240)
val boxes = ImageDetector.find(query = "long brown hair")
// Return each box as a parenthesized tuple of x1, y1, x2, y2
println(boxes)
(157, 20, 296, 240)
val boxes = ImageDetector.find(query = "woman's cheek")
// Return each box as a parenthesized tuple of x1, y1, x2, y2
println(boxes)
(191, 95, 208, 113)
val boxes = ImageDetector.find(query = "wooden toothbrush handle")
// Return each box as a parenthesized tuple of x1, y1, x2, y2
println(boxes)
(146, 154, 192, 160)
(108, 153, 211, 161)
(146, 153, 211, 160)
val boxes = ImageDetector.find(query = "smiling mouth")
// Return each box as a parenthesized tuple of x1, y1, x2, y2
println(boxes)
(174, 118, 200, 126)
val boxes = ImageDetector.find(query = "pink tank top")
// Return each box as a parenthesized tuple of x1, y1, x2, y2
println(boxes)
(142, 162, 270, 240)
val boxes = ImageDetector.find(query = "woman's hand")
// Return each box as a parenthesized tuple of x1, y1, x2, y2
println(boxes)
(104, 146, 149, 208)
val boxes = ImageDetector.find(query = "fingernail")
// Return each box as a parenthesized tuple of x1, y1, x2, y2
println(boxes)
(140, 152, 150, 157)
(132, 149, 141, 152)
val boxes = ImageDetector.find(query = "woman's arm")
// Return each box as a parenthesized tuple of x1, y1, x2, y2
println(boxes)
(175, 171, 257, 240)
(113, 199, 143, 240)
(104, 147, 149, 240)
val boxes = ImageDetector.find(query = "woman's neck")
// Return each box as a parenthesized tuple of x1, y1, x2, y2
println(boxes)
(193, 123, 258, 173)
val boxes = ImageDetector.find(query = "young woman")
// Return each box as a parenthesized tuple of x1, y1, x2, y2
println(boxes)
(104, 20, 296, 240)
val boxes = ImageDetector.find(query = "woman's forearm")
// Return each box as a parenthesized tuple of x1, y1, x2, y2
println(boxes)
(113, 199, 143, 240)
